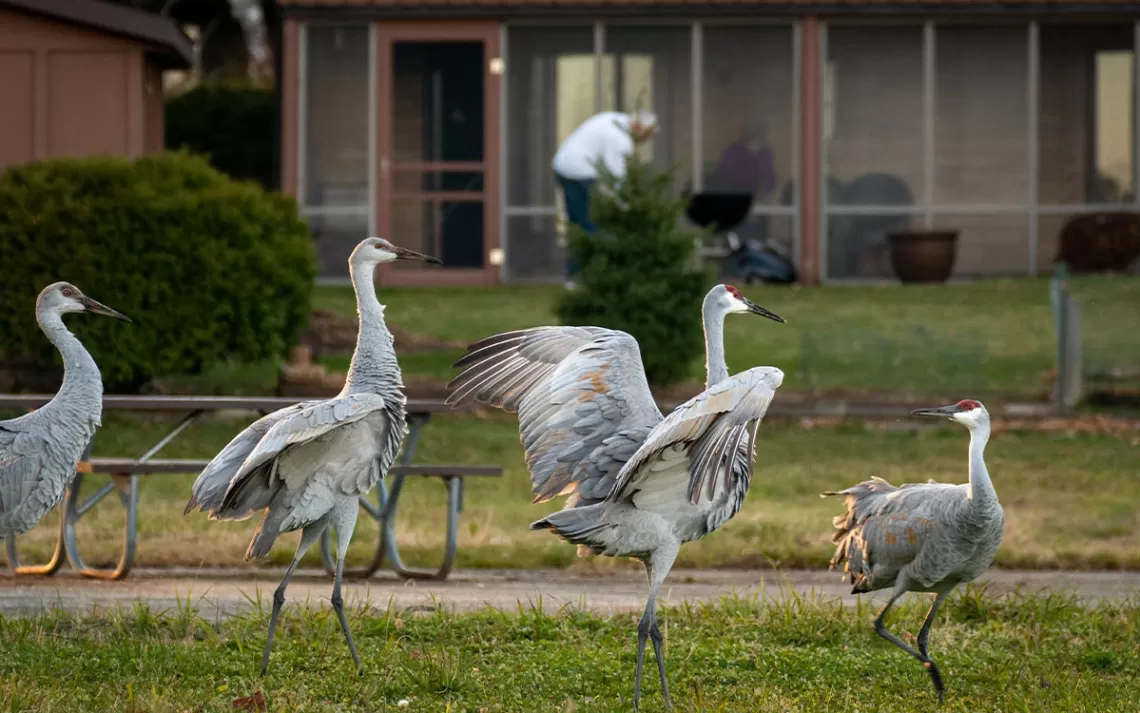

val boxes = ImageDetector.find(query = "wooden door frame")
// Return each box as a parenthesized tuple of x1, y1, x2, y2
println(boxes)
(375, 21, 501, 287)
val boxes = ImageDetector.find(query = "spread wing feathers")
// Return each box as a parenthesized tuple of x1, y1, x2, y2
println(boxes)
(211, 393, 397, 521)
(610, 367, 783, 511)
(231, 393, 392, 483)
(184, 401, 315, 516)
(822, 477, 965, 592)
(447, 326, 663, 503)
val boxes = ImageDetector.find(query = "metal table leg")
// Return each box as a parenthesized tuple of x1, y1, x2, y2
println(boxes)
(62, 411, 201, 581)
(62, 471, 138, 580)
(319, 414, 428, 578)
(379, 473, 463, 581)
(4, 496, 68, 577)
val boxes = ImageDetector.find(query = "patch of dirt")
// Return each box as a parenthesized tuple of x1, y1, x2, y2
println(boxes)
(300, 309, 467, 358)
(277, 347, 457, 400)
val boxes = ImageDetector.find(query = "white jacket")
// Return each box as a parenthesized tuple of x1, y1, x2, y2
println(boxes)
(551, 111, 656, 181)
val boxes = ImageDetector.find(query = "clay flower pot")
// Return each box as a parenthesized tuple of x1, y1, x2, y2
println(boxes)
(887, 229, 959, 283)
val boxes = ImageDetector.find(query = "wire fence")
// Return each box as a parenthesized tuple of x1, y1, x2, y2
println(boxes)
(1065, 274, 1140, 406)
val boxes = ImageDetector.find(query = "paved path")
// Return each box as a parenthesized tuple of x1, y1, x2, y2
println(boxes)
(2, 568, 1137, 618)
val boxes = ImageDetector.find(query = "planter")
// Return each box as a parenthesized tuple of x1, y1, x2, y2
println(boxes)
(887, 230, 959, 283)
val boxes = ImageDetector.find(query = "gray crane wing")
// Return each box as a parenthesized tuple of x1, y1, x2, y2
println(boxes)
(823, 478, 968, 591)
(184, 401, 316, 516)
(447, 327, 663, 505)
(229, 392, 397, 484)
(0, 423, 47, 529)
(212, 392, 404, 521)
(607, 366, 783, 514)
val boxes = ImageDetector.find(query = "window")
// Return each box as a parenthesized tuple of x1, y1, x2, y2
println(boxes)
(301, 24, 371, 278)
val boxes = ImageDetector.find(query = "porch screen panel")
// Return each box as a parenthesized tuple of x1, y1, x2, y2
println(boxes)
(824, 25, 924, 280)
(935, 27, 1029, 206)
(702, 25, 797, 260)
(303, 24, 371, 278)
(1038, 24, 1136, 272)
(603, 27, 693, 184)
(504, 26, 594, 282)
(933, 25, 1030, 277)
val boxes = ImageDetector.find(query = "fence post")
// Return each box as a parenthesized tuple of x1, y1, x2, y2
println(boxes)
(1049, 263, 1083, 411)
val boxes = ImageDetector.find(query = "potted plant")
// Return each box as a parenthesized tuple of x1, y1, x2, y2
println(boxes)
(887, 228, 960, 283)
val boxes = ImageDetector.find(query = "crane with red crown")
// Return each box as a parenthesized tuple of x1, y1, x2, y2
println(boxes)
(823, 399, 1004, 704)
(447, 283, 786, 711)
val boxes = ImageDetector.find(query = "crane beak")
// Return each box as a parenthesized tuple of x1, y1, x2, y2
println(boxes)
(77, 295, 132, 323)
(392, 245, 443, 264)
(911, 404, 960, 418)
(743, 298, 786, 324)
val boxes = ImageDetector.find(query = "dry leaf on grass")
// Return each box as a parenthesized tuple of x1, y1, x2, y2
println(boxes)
(232, 691, 267, 712)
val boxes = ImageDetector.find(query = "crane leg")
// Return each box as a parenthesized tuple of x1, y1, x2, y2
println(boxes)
(873, 584, 945, 704)
(916, 591, 950, 703)
(262, 524, 323, 676)
(633, 548, 677, 712)
(331, 501, 363, 674)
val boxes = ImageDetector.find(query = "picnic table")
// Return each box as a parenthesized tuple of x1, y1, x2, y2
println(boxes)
(0, 395, 502, 582)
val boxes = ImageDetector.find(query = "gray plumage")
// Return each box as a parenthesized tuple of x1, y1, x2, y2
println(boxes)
(447, 284, 785, 711)
(0, 282, 130, 541)
(185, 237, 440, 675)
(822, 399, 1004, 704)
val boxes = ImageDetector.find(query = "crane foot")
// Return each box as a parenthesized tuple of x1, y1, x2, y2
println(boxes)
(924, 659, 945, 704)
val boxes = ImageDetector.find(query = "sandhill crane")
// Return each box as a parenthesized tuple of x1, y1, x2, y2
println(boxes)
(822, 399, 1004, 704)
(0, 282, 130, 541)
(185, 237, 440, 675)
(447, 284, 785, 710)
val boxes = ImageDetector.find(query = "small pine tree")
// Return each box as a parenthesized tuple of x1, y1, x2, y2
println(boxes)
(555, 130, 706, 386)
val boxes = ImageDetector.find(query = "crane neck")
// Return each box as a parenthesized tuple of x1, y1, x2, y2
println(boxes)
(702, 300, 729, 387)
(36, 308, 103, 411)
(343, 262, 403, 397)
(966, 421, 997, 509)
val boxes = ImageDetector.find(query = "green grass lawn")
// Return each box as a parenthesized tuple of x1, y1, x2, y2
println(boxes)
(313, 275, 1140, 398)
(5, 411, 1136, 572)
(2, 590, 1138, 711)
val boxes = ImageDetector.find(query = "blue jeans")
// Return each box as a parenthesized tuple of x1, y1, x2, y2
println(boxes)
(556, 173, 596, 279)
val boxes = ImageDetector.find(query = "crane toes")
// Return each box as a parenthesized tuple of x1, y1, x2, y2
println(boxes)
(923, 659, 945, 704)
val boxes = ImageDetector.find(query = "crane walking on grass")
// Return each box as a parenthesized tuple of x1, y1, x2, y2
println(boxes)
(823, 399, 1004, 704)
(185, 238, 441, 675)
(447, 284, 785, 710)
(0, 282, 130, 541)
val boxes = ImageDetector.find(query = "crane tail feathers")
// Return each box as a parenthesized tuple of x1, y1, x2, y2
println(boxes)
(530, 504, 612, 556)
(246, 510, 281, 561)
(822, 478, 900, 593)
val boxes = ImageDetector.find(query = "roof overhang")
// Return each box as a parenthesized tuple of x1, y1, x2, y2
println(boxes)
(0, 0, 193, 69)
(277, 0, 1140, 17)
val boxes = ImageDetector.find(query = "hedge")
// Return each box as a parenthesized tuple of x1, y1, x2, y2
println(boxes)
(0, 151, 316, 392)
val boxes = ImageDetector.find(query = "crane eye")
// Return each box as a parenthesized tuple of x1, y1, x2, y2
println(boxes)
(61, 288, 73, 297)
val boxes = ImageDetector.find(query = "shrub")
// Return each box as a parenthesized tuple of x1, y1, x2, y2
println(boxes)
(0, 151, 316, 392)
(555, 136, 707, 386)
(166, 84, 275, 188)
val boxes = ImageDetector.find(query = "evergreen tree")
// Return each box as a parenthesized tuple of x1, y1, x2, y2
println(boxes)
(556, 131, 706, 386)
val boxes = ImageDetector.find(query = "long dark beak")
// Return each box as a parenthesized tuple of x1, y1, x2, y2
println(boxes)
(392, 245, 443, 264)
(78, 295, 131, 323)
(911, 404, 960, 418)
(742, 298, 786, 324)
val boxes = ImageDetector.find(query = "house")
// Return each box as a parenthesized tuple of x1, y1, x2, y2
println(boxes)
(275, 0, 1138, 284)
(0, 0, 191, 176)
